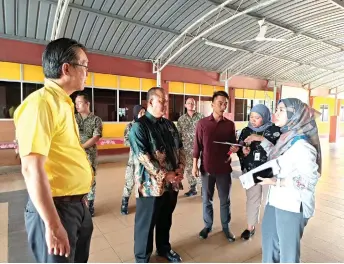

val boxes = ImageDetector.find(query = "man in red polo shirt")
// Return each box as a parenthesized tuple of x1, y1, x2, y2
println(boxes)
(192, 91, 237, 242)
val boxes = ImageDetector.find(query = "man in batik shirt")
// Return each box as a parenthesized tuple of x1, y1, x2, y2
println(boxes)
(129, 87, 185, 263)
(75, 92, 103, 217)
(177, 97, 204, 196)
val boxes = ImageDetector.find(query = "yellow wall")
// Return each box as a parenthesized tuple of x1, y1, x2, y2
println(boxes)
(235, 121, 248, 130)
(234, 88, 272, 100)
(0, 62, 21, 80)
(23, 65, 44, 82)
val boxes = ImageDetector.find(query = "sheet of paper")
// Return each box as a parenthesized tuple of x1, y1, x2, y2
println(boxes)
(239, 172, 255, 190)
(213, 141, 243, 147)
(239, 159, 281, 190)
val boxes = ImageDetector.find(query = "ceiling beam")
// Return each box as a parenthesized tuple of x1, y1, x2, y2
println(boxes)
(215, 39, 344, 76)
(310, 75, 344, 90)
(302, 71, 337, 86)
(267, 62, 300, 79)
(206, 0, 344, 51)
(211, 0, 344, 80)
(155, 0, 236, 62)
(157, 0, 282, 71)
(330, 0, 344, 10)
(41, 0, 185, 37)
(50, 0, 70, 40)
(42, 0, 344, 81)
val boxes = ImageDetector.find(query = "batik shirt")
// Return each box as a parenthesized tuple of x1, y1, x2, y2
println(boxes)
(177, 112, 204, 154)
(75, 113, 103, 171)
(237, 125, 280, 172)
(129, 111, 186, 197)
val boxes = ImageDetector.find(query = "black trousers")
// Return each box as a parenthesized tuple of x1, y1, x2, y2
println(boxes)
(25, 198, 93, 263)
(134, 191, 178, 263)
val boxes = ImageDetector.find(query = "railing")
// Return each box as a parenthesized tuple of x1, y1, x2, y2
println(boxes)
(0, 138, 125, 150)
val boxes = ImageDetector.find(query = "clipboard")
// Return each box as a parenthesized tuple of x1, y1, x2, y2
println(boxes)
(213, 141, 244, 147)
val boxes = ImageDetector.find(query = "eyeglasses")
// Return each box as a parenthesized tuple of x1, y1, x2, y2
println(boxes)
(72, 63, 88, 71)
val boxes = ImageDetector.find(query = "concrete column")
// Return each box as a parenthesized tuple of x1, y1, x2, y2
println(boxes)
(329, 116, 338, 143)
(229, 87, 235, 116)
(329, 89, 339, 143)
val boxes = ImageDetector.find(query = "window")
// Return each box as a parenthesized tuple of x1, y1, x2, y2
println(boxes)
(119, 91, 140, 121)
(141, 92, 148, 109)
(70, 88, 93, 112)
(234, 99, 273, 121)
(235, 99, 249, 121)
(320, 104, 329, 122)
(169, 94, 185, 121)
(340, 106, 344, 122)
(94, 89, 117, 122)
(23, 83, 43, 99)
(200, 96, 212, 117)
(0, 81, 21, 119)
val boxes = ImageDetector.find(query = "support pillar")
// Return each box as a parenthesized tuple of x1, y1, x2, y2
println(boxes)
(228, 87, 235, 121)
(156, 70, 161, 87)
(273, 80, 277, 113)
(224, 79, 229, 94)
(308, 86, 313, 107)
(153, 60, 161, 87)
(329, 116, 338, 143)
(329, 89, 339, 143)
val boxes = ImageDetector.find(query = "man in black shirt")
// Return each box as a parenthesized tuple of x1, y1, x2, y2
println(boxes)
(129, 87, 186, 263)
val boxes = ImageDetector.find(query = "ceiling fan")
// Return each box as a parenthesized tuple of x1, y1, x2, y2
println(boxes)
(233, 18, 286, 44)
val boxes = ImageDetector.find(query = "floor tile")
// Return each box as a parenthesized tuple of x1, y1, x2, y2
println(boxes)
(88, 247, 121, 263)
(2, 139, 344, 262)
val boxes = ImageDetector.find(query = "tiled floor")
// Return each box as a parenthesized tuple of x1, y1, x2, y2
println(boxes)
(1, 139, 344, 263)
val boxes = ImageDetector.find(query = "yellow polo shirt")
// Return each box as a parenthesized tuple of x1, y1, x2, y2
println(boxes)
(14, 79, 93, 197)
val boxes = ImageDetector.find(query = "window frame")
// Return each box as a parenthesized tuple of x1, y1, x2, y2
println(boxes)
(340, 105, 344, 122)
(168, 93, 186, 122)
(319, 104, 329, 122)
(0, 80, 22, 121)
(118, 90, 141, 122)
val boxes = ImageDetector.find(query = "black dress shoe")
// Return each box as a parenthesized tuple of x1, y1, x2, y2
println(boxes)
(199, 227, 212, 239)
(223, 228, 236, 242)
(157, 249, 182, 263)
(184, 189, 197, 197)
(241, 227, 255, 240)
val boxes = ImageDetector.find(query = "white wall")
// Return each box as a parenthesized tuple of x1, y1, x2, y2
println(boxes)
(281, 86, 309, 104)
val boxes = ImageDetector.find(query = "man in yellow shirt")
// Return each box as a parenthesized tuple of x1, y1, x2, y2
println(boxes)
(14, 38, 93, 263)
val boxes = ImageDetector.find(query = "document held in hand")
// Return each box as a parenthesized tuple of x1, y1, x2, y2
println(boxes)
(239, 159, 281, 189)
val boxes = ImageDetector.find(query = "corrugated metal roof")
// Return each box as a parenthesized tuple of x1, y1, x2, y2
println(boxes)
(1, 0, 344, 90)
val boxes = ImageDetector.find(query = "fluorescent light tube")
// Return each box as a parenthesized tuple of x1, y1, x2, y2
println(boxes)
(204, 41, 237, 51)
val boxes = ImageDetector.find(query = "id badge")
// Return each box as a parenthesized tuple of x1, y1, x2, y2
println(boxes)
(254, 151, 261, 161)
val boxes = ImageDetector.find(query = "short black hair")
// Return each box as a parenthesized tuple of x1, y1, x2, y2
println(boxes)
(212, 90, 229, 102)
(42, 38, 85, 79)
(76, 92, 90, 103)
(147, 87, 165, 101)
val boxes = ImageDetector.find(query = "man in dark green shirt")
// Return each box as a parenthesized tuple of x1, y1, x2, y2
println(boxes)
(129, 87, 185, 263)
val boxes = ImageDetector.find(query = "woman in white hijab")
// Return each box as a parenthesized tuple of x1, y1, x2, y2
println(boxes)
(244, 98, 322, 263)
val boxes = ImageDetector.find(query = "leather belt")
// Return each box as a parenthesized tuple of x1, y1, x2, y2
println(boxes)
(53, 194, 86, 203)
